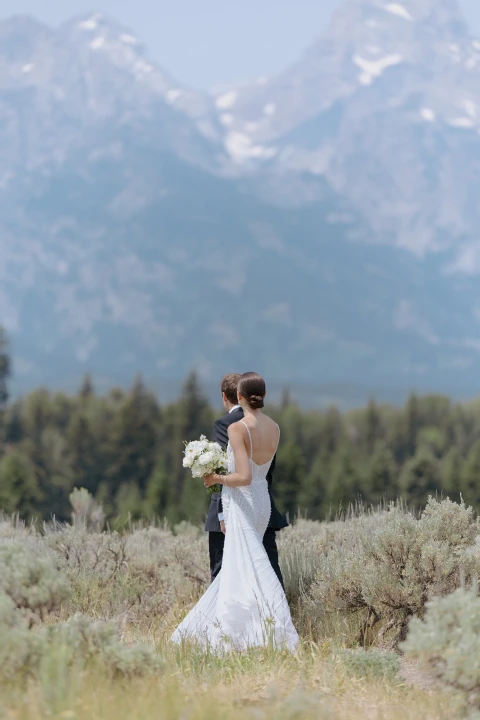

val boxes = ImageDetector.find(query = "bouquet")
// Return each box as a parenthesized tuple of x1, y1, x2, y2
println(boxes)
(183, 435, 228, 494)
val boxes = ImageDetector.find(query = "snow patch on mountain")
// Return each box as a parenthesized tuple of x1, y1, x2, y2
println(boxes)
(78, 15, 101, 31)
(464, 99, 476, 117)
(225, 132, 277, 161)
(133, 60, 153, 76)
(90, 36, 105, 50)
(166, 89, 181, 104)
(216, 91, 237, 110)
(120, 33, 138, 45)
(420, 108, 436, 122)
(353, 53, 403, 85)
(448, 117, 475, 128)
(384, 4, 413, 22)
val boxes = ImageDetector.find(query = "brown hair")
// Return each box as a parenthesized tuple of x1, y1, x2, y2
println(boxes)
(238, 372, 266, 410)
(221, 373, 242, 405)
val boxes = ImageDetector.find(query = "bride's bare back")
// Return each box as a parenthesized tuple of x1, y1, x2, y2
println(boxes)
(222, 373, 280, 487)
(239, 413, 279, 466)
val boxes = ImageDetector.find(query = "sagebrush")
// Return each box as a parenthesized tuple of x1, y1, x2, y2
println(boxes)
(1, 492, 480, 719)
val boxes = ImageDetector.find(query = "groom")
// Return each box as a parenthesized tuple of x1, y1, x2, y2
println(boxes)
(204, 373, 288, 587)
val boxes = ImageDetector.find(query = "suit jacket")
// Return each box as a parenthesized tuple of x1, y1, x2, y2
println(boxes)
(204, 407, 288, 532)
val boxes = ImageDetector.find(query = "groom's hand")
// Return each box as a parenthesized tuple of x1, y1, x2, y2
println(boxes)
(220, 520, 226, 534)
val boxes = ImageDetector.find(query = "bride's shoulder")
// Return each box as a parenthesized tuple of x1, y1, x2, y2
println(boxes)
(227, 420, 245, 435)
(261, 414, 279, 430)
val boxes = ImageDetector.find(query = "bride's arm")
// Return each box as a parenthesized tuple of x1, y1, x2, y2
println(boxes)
(204, 424, 252, 488)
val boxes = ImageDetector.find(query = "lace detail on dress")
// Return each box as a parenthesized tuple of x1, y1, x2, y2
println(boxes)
(222, 434, 274, 534)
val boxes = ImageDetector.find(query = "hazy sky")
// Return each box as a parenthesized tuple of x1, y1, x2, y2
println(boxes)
(2, 0, 480, 88)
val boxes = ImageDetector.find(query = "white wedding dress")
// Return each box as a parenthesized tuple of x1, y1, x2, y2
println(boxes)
(171, 421, 299, 652)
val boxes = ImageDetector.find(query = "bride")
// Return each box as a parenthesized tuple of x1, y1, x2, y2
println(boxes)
(171, 372, 299, 652)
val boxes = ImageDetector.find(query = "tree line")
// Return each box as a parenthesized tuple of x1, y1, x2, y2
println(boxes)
(1, 327, 480, 524)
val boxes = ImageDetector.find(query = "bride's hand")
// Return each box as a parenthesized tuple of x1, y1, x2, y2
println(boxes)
(204, 473, 219, 488)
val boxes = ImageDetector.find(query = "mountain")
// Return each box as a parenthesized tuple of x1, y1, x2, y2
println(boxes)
(3, 3, 480, 406)
(216, 0, 480, 256)
(0, 13, 225, 172)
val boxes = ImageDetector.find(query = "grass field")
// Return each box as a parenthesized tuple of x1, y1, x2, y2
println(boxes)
(0, 638, 461, 720)
(0, 496, 477, 719)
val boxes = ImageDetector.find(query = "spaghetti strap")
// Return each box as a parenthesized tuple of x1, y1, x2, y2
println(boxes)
(240, 420, 253, 459)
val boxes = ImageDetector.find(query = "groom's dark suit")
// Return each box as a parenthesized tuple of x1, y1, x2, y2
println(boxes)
(205, 406, 288, 587)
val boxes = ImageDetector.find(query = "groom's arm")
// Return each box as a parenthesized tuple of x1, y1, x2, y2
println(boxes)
(213, 418, 227, 520)
(213, 418, 229, 449)
(266, 453, 276, 486)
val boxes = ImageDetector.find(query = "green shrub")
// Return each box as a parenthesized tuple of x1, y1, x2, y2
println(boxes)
(69, 487, 105, 532)
(337, 648, 400, 681)
(45, 522, 209, 623)
(402, 588, 480, 712)
(0, 530, 161, 683)
(278, 520, 328, 606)
(0, 593, 43, 678)
(0, 541, 71, 620)
(41, 613, 162, 677)
(306, 498, 480, 645)
(0, 605, 161, 682)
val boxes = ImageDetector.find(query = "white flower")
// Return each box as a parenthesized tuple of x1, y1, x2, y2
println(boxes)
(182, 434, 228, 481)
(198, 451, 214, 467)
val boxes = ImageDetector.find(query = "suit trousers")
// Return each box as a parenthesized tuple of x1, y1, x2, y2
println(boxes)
(209, 527, 285, 590)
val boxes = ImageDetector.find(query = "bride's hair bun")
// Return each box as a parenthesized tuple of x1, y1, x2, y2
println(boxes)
(248, 395, 264, 410)
(238, 372, 266, 410)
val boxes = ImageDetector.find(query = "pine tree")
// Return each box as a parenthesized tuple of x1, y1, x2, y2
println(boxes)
(440, 447, 463, 499)
(274, 439, 306, 520)
(21, 390, 52, 516)
(3, 400, 24, 444)
(399, 448, 440, 508)
(323, 406, 344, 455)
(365, 398, 382, 455)
(417, 426, 445, 458)
(65, 410, 99, 495)
(325, 445, 363, 515)
(460, 441, 480, 506)
(145, 460, 171, 518)
(280, 387, 292, 410)
(367, 443, 397, 505)
(79, 373, 94, 399)
(297, 450, 329, 520)
(0, 326, 10, 410)
(166, 371, 213, 499)
(405, 392, 421, 458)
(115, 482, 144, 523)
(179, 371, 212, 440)
(105, 375, 161, 496)
(0, 450, 39, 518)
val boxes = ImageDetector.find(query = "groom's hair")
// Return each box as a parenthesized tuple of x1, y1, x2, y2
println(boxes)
(221, 373, 242, 404)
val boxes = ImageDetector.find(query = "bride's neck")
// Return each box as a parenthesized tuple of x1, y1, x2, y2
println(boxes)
(242, 406, 261, 418)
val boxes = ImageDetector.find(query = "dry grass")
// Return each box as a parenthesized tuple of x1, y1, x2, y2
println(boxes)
(0, 507, 470, 719)
(0, 619, 463, 720)
(0, 641, 463, 720)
